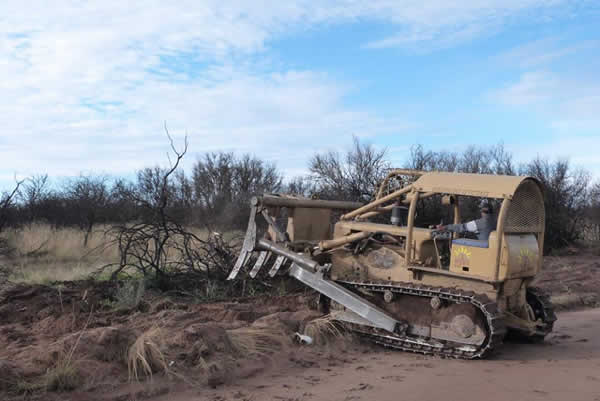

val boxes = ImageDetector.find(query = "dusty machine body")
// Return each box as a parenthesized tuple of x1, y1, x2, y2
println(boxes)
(228, 170, 556, 358)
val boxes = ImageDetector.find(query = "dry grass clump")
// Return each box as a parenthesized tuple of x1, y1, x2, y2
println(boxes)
(15, 357, 82, 394)
(303, 313, 346, 345)
(43, 357, 82, 392)
(127, 327, 169, 381)
(43, 313, 92, 392)
(228, 327, 288, 358)
(16, 316, 90, 394)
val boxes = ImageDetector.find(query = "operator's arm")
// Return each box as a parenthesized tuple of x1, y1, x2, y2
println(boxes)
(442, 219, 479, 233)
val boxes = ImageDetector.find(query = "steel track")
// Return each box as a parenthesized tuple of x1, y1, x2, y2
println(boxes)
(335, 280, 507, 359)
(524, 286, 556, 339)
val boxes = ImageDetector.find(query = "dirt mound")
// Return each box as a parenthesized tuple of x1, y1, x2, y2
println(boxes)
(0, 281, 326, 400)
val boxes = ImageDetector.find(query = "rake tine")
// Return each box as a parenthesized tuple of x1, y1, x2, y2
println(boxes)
(228, 250, 251, 280)
(227, 205, 258, 280)
(260, 209, 286, 242)
(249, 251, 271, 278)
(268, 255, 287, 277)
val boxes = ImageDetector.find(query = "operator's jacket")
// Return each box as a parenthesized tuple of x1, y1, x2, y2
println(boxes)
(445, 213, 497, 241)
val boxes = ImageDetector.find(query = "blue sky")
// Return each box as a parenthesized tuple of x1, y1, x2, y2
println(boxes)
(1, 1, 599, 190)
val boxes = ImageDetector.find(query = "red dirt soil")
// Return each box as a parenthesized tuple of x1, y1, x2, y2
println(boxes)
(1, 248, 599, 401)
(159, 308, 600, 401)
(534, 249, 600, 309)
(0, 282, 322, 401)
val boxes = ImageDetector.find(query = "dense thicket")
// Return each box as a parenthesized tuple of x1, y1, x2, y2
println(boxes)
(0, 139, 598, 252)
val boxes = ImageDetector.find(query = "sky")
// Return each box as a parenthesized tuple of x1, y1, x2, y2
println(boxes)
(1, 1, 599, 189)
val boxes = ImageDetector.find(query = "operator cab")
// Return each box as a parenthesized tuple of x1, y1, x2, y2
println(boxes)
(411, 195, 499, 271)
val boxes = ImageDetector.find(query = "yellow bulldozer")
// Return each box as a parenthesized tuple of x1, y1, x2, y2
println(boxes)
(228, 170, 556, 358)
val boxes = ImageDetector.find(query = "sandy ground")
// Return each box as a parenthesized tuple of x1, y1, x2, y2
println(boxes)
(163, 308, 600, 401)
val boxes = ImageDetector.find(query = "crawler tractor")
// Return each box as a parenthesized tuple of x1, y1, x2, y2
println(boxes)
(228, 170, 556, 358)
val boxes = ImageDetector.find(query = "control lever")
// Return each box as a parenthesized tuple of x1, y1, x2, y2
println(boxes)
(430, 220, 450, 269)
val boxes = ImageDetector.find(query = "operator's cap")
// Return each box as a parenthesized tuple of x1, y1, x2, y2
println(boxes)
(480, 199, 493, 214)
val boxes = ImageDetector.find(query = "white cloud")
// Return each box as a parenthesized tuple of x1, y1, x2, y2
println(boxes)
(0, 62, 409, 180)
(491, 69, 600, 177)
(0, 0, 590, 187)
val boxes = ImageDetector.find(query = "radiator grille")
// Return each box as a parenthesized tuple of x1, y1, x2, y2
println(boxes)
(504, 180, 544, 233)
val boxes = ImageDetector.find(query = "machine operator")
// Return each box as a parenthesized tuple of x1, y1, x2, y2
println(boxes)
(436, 201, 497, 241)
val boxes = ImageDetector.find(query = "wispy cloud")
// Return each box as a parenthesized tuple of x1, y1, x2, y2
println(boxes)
(363, 0, 578, 50)
(0, 1, 597, 187)
(487, 28, 600, 176)
(0, 2, 394, 181)
(491, 68, 600, 175)
(491, 35, 600, 133)
(491, 71, 561, 106)
(496, 37, 600, 68)
(491, 70, 600, 125)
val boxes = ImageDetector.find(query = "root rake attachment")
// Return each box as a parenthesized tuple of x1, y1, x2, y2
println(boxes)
(226, 195, 401, 333)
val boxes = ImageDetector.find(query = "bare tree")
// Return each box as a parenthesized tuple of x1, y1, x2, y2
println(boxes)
(192, 152, 235, 215)
(489, 143, 516, 175)
(285, 176, 316, 197)
(105, 178, 138, 223)
(0, 179, 24, 266)
(107, 129, 188, 281)
(106, 131, 254, 295)
(458, 146, 494, 174)
(192, 152, 282, 228)
(233, 154, 281, 198)
(587, 182, 600, 240)
(404, 143, 517, 224)
(0, 178, 24, 234)
(19, 174, 50, 223)
(406, 143, 514, 175)
(406, 145, 459, 172)
(65, 174, 110, 246)
(523, 157, 591, 249)
(309, 136, 388, 202)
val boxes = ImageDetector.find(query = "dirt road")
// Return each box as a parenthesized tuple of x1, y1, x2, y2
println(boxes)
(166, 308, 600, 401)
